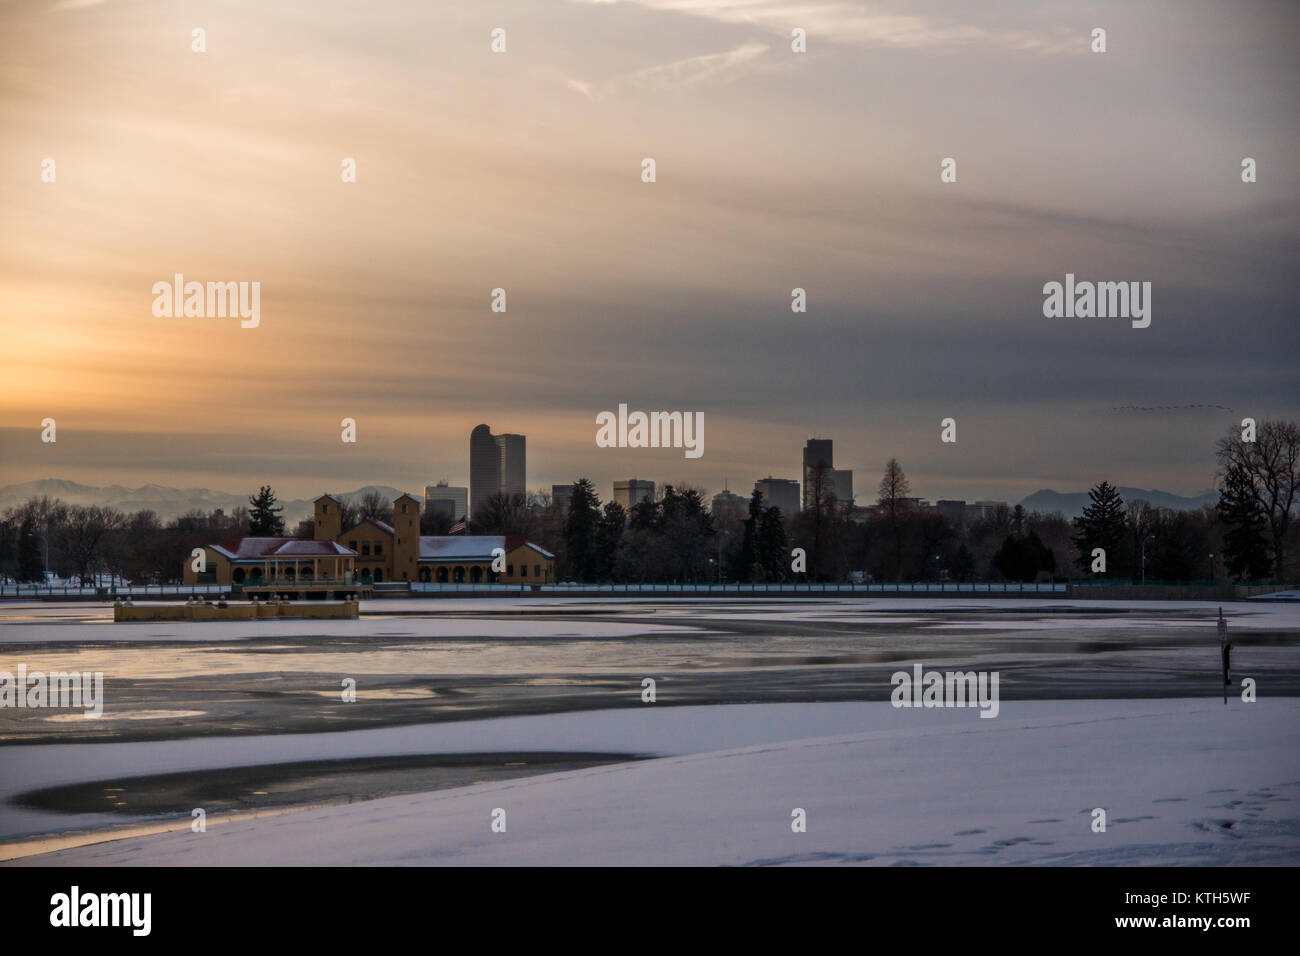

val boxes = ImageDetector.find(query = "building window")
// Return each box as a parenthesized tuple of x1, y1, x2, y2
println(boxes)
(402, 503, 408, 514)
(375, 542, 383, 556)
(507, 564, 513, 576)
(521, 565, 528, 577)
(535, 565, 541, 577)
(362, 543, 370, 556)
(323, 504, 329, 514)
(349, 541, 357, 552)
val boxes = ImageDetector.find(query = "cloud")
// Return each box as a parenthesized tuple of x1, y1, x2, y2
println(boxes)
(577, 0, 1077, 54)
(626, 41, 768, 88)
(565, 78, 596, 99)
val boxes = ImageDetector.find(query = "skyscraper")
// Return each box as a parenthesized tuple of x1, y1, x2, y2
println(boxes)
(613, 478, 655, 511)
(470, 424, 502, 517)
(425, 481, 469, 522)
(802, 437, 853, 509)
(470, 424, 527, 516)
(711, 488, 747, 524)
(755, 477, 800, 516)
(496, 433, 526, 496)
(803, 438, 834, 511)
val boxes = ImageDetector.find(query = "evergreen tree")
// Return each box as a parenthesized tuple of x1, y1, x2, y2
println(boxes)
(593, 501, 626, 581)
(248, 486, 285, 536)
(736, 490, 763, 582)
(17, 516, 44, 582)
(562, 478, 600, 581)
(758, 506, 788, 582)
(1073, 480, 1127, 574)
(994, 530, 1055, 582)
(1217, 462, 1272, 581)
(950, 543, 976, 582)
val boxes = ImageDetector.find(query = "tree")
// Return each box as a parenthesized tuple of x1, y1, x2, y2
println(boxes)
(757, 506, 789, 582)
(17, 516, 44, 582)
(1073, 481, 1127, 574)
(950, 543, 977, 582)
(994, 530, 1055, 583)
(878, 458, 911, 582)
(736, 490, 763, 583)
(1217, 461, 1272, 581)
(593, 502, 626, 581)
(60, 505, 125, 585)
(419, 508, 453, 536)
(356, 490, 394, 527)
(563, 479, 600, 581)
(472, 492, 536, 537)
(337, 497, 362, 533)
(1216, 420, 1299, 578)
(248, 486, 285, 536)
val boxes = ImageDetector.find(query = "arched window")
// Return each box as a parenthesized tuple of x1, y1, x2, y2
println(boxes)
(453, 566, 465, 583)
(470, 566, 483, 583)
(374, 568, 384, 583)
(250, 567, 262, 580)
(436, 567, 448, 583)
(419, 567, 431, 582)
(232, 568, 246, 583)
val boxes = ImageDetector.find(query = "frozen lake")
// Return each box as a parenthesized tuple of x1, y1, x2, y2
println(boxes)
(1, 597, 1296, 864)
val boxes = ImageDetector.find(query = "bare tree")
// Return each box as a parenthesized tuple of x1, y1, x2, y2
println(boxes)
(354, 491, 393, 527)
(472, 492, 538, 537)
(1217, 420, 1299, 578)
(878, 458, 911, 582)
(59, 505, 125, 585)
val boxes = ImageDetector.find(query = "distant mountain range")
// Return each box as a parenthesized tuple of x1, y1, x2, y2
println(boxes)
(0, 479, 415, 524)
(0, 478, 1221, 523)
(1017, 486, 1219, 517)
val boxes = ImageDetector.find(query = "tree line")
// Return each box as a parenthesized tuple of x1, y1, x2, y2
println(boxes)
(2, 420, 1295, 585)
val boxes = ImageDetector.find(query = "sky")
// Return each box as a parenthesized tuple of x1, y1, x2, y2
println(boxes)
(1, 0, 1297, 505)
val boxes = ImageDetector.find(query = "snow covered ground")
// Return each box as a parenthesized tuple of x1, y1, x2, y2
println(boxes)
(7, 698, 1298, 866)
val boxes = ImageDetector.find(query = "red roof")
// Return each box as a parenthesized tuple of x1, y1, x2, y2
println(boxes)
(212, 537, 355, 560)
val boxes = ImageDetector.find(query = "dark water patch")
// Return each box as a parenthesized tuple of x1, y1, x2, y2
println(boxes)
(13, 751, 641, 817)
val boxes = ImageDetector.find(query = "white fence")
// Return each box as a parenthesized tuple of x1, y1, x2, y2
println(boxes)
(1, 580, 1069, 599)
(408, 582, 1069, 595)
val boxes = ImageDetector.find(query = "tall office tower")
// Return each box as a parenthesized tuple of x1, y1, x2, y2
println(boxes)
(496, 433, 527, 495)
(754, 477, 800, 516)
(470, 424, 502, 517)
(613, 478, 655, 512)
(551, 484, 573, 514)
(832, 469, 853, 505)
(711, 489, 748, 524)
(802, 438, 835, 510)
(425, 481, 469, 522)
